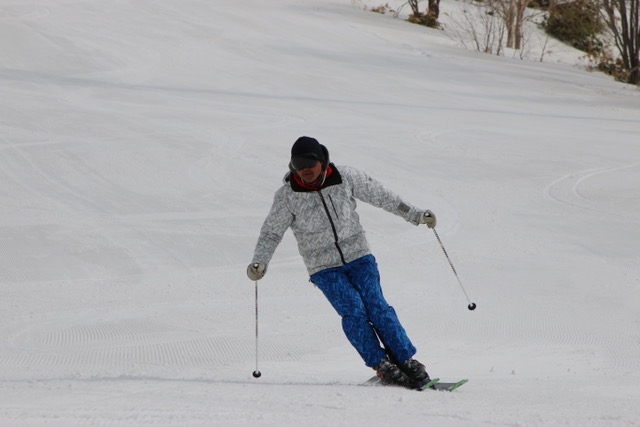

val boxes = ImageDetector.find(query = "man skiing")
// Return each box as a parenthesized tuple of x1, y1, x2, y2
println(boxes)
(247, 136, 437, 388)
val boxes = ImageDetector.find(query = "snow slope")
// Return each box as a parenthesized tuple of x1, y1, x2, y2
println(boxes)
(1, 1, 639, 426)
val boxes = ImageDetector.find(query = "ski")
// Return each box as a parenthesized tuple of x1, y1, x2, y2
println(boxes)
(362, 375, 383, 386)
(432, 379, 468, 391)
(363, 376, 467, 392)
(363, 374, 431, 390)
(416, 377, 440, 391)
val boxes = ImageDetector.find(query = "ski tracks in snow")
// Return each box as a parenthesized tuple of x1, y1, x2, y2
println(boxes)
(538, 162, 640, 374)
(544, 162, 640, 217)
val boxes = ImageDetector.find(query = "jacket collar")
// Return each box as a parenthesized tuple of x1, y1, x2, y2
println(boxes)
(288, 164, 342, 192)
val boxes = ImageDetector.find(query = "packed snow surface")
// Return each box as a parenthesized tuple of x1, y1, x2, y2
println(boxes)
(1, 1, 639, 426)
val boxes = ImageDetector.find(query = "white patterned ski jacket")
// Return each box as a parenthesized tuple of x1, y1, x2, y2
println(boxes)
(252, 164, 425, 275)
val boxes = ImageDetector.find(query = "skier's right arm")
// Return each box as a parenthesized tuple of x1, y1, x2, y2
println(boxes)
(248, 188, 293, 281)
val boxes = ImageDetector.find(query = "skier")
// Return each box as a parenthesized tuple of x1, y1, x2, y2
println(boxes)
(247, 136, 437, 388)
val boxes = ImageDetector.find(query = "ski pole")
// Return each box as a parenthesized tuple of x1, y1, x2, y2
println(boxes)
(431, 228, 477, 311)
(252, 280, 262, 378)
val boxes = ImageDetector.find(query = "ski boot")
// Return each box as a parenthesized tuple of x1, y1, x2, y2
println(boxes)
(374, 358, 415, 389)
(399, 358, 432, 388)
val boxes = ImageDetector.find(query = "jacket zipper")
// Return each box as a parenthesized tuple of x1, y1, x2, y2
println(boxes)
(328, 195, 339, 219)
(318, 190, 346, 264)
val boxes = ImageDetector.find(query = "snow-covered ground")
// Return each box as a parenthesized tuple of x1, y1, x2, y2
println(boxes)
(1, 1, 639, 426)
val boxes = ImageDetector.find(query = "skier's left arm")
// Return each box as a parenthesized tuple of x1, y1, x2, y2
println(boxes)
(347, 167, 436, 228)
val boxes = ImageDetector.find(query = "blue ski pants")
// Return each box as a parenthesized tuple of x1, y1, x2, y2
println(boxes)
(310, 254, 417, 368)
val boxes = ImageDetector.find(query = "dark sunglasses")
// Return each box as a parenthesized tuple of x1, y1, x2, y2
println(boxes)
(291, 154, 320, 171)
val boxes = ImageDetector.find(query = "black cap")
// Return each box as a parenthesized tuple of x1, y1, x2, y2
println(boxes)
(291, 136, 325, 161)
